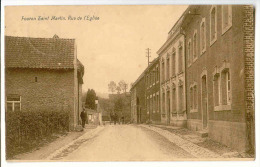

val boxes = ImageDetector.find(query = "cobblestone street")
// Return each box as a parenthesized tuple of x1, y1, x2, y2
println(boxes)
(33, 124, 246, 161)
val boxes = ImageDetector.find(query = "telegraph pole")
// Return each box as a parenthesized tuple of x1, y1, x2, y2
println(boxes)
(146, 48, 151, 66)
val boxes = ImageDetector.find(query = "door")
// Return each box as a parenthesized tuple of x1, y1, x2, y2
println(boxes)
(202, 75, 208, 128)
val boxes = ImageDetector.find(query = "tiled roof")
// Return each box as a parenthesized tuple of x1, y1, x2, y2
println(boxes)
(5, 36, 75, 69)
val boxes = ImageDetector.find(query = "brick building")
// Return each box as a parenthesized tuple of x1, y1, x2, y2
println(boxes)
(5, 35, 85, 130)
(130, 72, 147, 123)
(157, 16, 187, 127)
(145, 57, 161, 124)
(180, 5, 254, 152)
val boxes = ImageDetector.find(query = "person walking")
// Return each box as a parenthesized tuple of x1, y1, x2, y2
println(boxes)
(80, 108, 86, 128)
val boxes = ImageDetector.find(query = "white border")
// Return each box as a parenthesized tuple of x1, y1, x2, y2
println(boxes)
(1, 1, 259, 167)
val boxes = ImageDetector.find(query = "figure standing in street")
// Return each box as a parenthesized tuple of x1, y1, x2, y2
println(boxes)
(80, 108, 86, 128)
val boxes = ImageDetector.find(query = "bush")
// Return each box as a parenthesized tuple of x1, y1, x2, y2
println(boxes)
(6, 110, 70, 159)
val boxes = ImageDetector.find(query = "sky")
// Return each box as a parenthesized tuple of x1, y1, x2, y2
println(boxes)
(5, 5, 188, 95)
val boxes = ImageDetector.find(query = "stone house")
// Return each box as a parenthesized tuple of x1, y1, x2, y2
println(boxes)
(145, 57, 161, 124)
(157, 16, 187, 127)
(5, 35, 85, 130)
(130, 72, 147, 123)
(180, 5, 254, 152)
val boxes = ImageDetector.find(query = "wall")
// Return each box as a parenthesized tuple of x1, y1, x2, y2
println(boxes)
(183, 5, 250, 152)
(5, 68, 75, 128)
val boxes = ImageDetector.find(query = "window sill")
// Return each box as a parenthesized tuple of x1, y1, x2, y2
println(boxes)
(214, 105, 231, 111)
(222, 24, 232, 36)
(200, 49, 206, 56)
(193, 57, 198, 63)
(210, 37, 217, 46)
(190, 108, 198, 113)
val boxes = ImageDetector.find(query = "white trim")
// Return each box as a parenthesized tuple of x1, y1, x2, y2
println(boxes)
(222, 5, 232, 35)
(200, 17, 206, 55)
(6, 95, 21, 112)
(214, 105, 231, 111)
(210, 5, 217, 46)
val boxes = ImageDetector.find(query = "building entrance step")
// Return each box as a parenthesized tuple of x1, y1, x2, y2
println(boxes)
(195, 130, 208, 138)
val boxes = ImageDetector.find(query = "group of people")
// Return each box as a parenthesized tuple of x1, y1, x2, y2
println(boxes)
(110, 112, 125, 125)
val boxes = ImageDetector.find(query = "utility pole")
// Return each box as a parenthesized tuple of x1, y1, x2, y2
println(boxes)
(146, 48, 151, 66)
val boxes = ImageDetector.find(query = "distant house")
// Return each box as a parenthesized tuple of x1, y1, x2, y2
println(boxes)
(5, 35, 84, 130)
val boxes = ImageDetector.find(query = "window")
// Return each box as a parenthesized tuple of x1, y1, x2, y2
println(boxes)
(200, 18, 206, 54)
(162, 61, 165, 82)
(162, 92, 165, 114)
(222, 5, 232, 34)
(153, 95, 156, 113)
(6, 94, 21, 112)
(220, 69, 231, 105)
(193, 30, 197, 60)
(172, 52, 176, 76)
(213, 74, 221, 106)
(166, 56, 170, 80)
(210, 5, 217, 45)
(156, 66, 159, 82)
(187, 40, 191, 65)
(226, 70, 231, 104)
(146, 75, 149, 88)
(172, 86, 176, 112)
(147, 98, 150, 113)
(178, 44, 183, 73)
(190, 87, 193, 109)
(194, 85, 198, 109)
(179, 85, 183, 111)
(35, 77, 38, 82)
(150, 96, 153, 114)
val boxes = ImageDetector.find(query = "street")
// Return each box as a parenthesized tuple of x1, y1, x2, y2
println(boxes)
(51, 125, 194, 161)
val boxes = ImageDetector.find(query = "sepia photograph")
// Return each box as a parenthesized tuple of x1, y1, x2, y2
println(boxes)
(1, 1, 257, 164)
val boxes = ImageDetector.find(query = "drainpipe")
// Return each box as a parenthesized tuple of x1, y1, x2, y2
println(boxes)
(180, 27, 188, 121)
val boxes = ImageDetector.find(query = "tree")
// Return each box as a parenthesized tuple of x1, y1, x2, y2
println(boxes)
(118, 80, 128, 93)
(85, 89, 97, 110)
(108, 81, 117, 94)
(116, 86, 121, 94)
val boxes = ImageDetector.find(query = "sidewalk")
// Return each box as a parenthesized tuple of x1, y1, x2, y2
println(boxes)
(141, 124, 253, 159)
(12, 125, 98, 161)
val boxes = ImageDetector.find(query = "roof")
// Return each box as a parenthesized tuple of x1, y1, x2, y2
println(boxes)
(5, 35, 75, 69)
(130, 57, 159, 90)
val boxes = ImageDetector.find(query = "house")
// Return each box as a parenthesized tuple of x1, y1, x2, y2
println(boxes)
(130, 71, 147, 123)
(5, 35, 85, 130)
(180, 5, 254, 152)
(157, 15, 187, 127)
(145, 57, 161, 124)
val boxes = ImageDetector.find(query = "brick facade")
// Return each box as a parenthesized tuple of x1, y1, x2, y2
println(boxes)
(181, 5, 254, 152)
(145, 58, 161, 124)
(243, 5, 255, 153)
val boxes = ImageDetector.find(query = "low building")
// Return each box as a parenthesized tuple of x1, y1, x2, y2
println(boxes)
(5, 35, 84, 130)
(130, 72, 147, 123)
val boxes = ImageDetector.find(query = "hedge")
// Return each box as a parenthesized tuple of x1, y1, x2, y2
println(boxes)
(6, 110, 70, 159)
